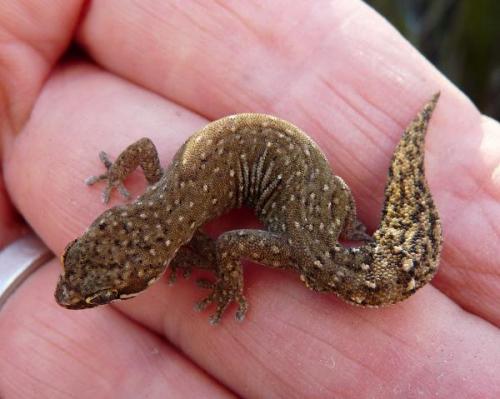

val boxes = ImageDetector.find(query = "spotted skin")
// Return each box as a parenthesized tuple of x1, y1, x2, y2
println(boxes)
(55, 95, 442, 324)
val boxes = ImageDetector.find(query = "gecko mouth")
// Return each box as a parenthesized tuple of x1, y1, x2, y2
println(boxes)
(84, 289, 119, 306)
(54, 277, 92, 309)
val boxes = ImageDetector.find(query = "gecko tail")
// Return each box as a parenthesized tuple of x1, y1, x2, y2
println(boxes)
(362, 94, 443, 305)
(331, 95, 443, 307)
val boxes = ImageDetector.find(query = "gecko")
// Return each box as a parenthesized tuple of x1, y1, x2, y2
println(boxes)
(55, 94, 442, 324)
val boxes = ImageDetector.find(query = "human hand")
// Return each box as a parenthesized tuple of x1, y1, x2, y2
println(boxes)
(1, 1, 499, 398)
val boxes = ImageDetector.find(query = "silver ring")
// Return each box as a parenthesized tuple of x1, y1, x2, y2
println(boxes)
(0, 233, 53, 309)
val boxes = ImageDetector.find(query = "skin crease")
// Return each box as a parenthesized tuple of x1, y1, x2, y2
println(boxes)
(0, 1, 499, 399)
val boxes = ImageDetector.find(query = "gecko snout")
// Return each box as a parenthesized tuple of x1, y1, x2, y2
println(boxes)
(55, 238, 92, 309)
(54, 276, 87, 309)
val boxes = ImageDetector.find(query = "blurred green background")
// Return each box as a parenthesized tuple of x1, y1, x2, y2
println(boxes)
(366, 0, 500, 119)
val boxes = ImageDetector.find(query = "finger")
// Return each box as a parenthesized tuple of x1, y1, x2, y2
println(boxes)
(5, 64, 500, 397)
(0, 1, 82, 246)
(77, 1, 500, 327)
(0, 1, 83, 136)
(0, 175, 27, 247)
(0, 260, 235, 398)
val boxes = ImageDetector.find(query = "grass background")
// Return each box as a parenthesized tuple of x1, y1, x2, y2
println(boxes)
(366, 0, 500, 119)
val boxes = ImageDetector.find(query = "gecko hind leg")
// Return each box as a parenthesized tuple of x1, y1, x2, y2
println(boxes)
(333, 176, 373, 242)
(168, 247, 199, 284)
(194, 229, 294, 325)
(167, 229, 218, 284)
(85, 138, 163, 203)
(342, 219, 373, 242)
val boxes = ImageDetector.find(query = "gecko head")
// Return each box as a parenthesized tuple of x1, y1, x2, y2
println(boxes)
(55, 238, 122, 309)
(55, 206, 164, 309)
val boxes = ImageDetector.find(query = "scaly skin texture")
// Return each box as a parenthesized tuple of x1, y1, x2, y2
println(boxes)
(55, 95, 442, 324)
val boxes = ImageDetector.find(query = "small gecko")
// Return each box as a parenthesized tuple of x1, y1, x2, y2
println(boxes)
(55, 94, 442, 324)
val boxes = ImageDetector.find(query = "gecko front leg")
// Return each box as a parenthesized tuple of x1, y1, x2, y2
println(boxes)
(85, 138, 163, 203)
(195, 229, 295, 325)
(85, 139, 218, 284)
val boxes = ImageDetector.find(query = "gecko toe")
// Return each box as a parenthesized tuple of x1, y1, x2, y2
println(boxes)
(235, 296, 248, 321)
(118, 183, 131, 199)
(98, 151, 113, 169)
(102, 186, 112, 204)
(194, 295, 214, 312)
(167, 270, 178, 285)
(196, 278, 215, 289)
(84, 174, 107, 186)
(208, 300, 231, 325)
(354, 231, 374, 242)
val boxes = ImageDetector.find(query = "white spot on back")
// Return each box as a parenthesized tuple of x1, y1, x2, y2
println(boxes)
(402, 259, 414, 272)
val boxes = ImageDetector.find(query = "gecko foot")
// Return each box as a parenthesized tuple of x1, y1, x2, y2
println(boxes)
(196, 278, 214, 289)
(167, 264, 193, 285)
(343, 219, 374, 242)
(85, 151, 130, 203)
(194, 280, 248, 325)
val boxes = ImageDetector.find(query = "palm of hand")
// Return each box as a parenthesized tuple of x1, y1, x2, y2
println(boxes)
(0, 1, 499, 398)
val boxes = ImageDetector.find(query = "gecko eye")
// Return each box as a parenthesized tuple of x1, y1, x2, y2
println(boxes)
(85, 289, 119, 305)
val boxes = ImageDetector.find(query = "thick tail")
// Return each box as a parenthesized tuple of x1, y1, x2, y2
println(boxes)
(332, 94, 443, 306)
(369, 93, 443, 304)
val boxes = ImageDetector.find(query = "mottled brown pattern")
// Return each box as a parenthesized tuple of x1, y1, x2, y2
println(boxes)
(55, 95, 442, 324)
